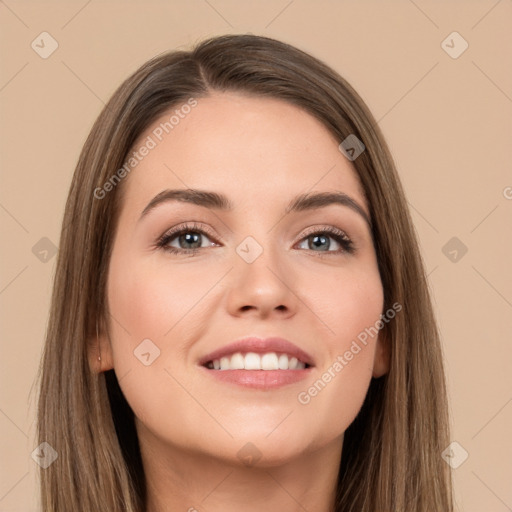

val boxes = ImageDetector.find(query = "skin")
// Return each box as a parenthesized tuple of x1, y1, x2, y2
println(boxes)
(93, 92, 389, 512)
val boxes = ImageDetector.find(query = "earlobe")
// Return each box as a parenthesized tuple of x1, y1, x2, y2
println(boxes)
(372, 332, 390, 378)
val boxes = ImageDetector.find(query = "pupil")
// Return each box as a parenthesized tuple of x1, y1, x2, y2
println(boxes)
(310, 234, 329, 251)
(179, 232, 201, 249)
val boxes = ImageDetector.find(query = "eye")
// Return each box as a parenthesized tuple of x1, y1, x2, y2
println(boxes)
(156, 222, 218, 255)
(296, 226, 355, 255)
(155, 223, 355, 257)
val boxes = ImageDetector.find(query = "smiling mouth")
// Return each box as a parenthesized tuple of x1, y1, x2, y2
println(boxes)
(204, 352, 311, 371)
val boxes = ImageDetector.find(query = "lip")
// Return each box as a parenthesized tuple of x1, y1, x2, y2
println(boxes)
(197, 336, 316, 368)
(198, 367, 312, 389)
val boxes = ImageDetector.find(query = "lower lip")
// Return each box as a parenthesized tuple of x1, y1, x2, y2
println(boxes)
(199, 367, 313, 389)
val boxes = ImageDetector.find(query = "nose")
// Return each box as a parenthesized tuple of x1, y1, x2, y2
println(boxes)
(224, 246, 298, 319)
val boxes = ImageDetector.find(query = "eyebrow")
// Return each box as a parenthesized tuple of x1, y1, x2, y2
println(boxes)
(139, 188, 371, 226)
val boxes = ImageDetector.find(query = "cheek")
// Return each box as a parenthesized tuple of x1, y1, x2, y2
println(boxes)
(294, 265, 383, 438)
(107, 256, 211, 345)
(304, 262, 384, 355)
(104, 256, 200, 435)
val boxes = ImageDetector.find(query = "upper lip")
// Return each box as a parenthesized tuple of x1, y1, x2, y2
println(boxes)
(198, 336, 315, 367)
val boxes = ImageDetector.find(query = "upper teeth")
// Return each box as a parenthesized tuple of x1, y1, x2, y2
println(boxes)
(208, 352, 307, 370)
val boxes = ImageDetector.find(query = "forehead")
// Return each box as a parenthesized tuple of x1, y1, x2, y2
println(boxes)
(119, 92, 367, 220)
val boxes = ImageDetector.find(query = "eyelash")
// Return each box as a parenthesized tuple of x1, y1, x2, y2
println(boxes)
(155, 222, 355, 257)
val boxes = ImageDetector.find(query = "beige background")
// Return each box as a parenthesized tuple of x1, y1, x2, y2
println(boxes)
(1, 1, 511, 510)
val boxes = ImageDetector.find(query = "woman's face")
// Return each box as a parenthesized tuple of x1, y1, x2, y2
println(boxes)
(100, 92, 388, 466)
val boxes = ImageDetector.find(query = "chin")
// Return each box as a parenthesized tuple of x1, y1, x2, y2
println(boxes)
(209, 430, 317, 468)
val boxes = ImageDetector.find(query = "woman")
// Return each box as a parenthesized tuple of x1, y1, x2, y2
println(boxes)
(36, 34, 453, 511)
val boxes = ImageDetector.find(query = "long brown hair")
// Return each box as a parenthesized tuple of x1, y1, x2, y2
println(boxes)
(36, 34, 453, 511)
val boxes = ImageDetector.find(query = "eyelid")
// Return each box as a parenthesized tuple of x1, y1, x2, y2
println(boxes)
(160, 221, 219, 241)
(298, 224, 351, 241)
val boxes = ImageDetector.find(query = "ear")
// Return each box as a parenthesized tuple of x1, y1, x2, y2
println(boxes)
(87, 315, 115, 374)
(372, 329, 390, 378)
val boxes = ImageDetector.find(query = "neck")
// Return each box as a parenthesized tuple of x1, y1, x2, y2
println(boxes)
(139, 427, 342, 512)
